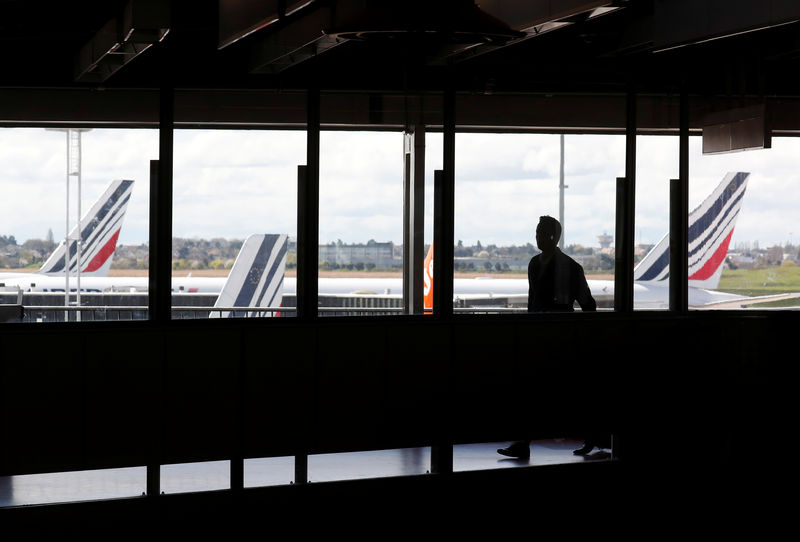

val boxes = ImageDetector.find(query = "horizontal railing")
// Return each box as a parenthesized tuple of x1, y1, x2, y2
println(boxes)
(12, 305, 538, 322)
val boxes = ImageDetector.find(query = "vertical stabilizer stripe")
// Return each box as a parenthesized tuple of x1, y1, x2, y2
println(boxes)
(634, 172, 748, 283)
(83, 229, 121, 272)
(689, 229, 734, 281)
(254, 239, 286, 308)
(233, 235, 278, 307)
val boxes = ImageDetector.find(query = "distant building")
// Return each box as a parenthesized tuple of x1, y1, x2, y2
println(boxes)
(728, 253, 754, 268)
(597, 232, 613, 249)
(766, 246, 784, 265)
(318, 239, 399, 268)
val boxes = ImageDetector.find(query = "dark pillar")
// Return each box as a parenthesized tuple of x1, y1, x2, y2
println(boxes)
(670, 90, 690, 312)
(149, 88, 173, 323)
(297, 88, 320, 319)
(430, 82, 455, 476)
(433, 89, 455, 319)
(146, 76, 174, 500)
(293, 87, 321, 482)
(615, 89, 636, 312)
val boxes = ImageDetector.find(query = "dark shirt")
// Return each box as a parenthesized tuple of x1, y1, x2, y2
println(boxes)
(528, 248, 596, 312)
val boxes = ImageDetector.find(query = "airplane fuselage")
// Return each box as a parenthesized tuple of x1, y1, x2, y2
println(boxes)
(0, 273, 748, 310)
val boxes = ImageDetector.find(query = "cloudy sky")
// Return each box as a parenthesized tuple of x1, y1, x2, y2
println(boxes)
(1, 127, 797, 250)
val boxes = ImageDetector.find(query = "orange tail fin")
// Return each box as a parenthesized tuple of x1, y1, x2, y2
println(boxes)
(423, 243, 434, 311)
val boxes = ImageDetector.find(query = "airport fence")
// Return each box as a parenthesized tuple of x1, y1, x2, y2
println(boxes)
(7, 305, 531, 322)
(3, 289, 534, 322)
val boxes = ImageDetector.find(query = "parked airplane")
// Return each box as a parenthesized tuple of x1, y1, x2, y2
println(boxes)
(0, 179, 133, 289)
(5, 171, 797, 311)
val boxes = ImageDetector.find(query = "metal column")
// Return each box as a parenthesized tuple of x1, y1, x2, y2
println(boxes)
(670, 90, 689, 313)
(403, 125, 425, 314)
(430, 82, 455, 476)
(615, 89, 637, 312)
(145, 83, 174, 501)
(293, 87, 321, 484)
(297, 89, 320, 320)
(433, 90, 455, 319)
(149, 92, 173, 323)
(73, 130, 82, 318)
(65, 133, 70, 316)
(559, 134, 566, 250)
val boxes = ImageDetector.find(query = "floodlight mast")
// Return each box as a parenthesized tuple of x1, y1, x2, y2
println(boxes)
(559, 134, 563, 248)
(45, 127, 91, 321)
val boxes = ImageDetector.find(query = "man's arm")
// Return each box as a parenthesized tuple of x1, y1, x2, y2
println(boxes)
(574, 264, 597, 312)
(527, 257, 536, 312)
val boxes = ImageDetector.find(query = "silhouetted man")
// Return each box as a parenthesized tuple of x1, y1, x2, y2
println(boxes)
(497, 215, 596, 460)
(527, 215, 596, 313)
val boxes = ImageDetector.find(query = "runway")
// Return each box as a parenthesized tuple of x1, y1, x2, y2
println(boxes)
(0, 438, 611, 507)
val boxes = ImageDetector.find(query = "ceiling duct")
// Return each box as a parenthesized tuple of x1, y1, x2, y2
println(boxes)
(324, 0, 524, 44)
(247, 1, 623, 73)
(444, 0, 628, 62)
(74, 0, 170, 83)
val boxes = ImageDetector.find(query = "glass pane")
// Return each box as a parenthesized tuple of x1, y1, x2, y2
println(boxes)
(689, 136, 800, 310)
(318, 131, 404, 316)
(425, 132, 442, 313)
(451, 132, 621, 314)
(633, 135, 679, 310)
(0, 467, 146, 506)
(0, 128, 154, 322)
(172, 129, 303, 319)
(160, 461, 229, 494)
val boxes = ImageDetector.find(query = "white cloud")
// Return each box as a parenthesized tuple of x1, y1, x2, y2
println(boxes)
(1, 127, 798, 250)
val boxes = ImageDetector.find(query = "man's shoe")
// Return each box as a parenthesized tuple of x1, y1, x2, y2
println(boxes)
(573, 443, 594, 455)
(497, 441, 530, 459)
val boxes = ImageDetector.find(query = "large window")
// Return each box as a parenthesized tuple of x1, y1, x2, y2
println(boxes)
(629, 134, 800, 311)
(318, 130, 405, 316)
(633, 135, 679, 310)
(172, 129, 304, 318)
(448, 132, 621, 313)
(0, 128, 155, 322)
(689, 136, 800, 310)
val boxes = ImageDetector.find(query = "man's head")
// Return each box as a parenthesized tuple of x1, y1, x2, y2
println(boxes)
(536, 215, 561, 252)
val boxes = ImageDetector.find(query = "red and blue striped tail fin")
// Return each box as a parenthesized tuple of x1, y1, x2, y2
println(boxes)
(37, 179, 134, 277)
(633, 172, 749, 290)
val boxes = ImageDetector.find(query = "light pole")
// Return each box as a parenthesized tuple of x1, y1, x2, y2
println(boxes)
(559, 134, 568, 250)
(46, 128, 91, 320)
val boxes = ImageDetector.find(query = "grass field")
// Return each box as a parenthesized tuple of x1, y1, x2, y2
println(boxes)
(718, 264, 800, 307)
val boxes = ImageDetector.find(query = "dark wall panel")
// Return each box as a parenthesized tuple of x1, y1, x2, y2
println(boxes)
(0, 312, 795, 477)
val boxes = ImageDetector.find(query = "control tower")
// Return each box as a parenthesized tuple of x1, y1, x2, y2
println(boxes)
(598, 232, 613, 249)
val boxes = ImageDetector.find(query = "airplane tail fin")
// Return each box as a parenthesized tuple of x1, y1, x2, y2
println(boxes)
(424, 243, 434, 311)
(633, 171, 750, 290)
(212, 234, 287, 318)
(38, 179, 134, 277)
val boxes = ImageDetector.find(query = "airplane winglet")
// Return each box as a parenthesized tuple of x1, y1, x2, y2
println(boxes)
(211, 233, 288, 318)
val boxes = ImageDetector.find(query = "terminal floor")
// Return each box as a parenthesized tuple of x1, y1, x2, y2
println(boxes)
(0, 438, 611, 508)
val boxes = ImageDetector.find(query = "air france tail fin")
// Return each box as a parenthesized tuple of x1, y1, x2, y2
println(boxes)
(633, 171, 749, 290)
(38, 179, 134, 277)
(212, 234, 287, 318)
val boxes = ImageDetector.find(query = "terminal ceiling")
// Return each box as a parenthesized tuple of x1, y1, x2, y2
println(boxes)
(2, 0, 800, 131)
